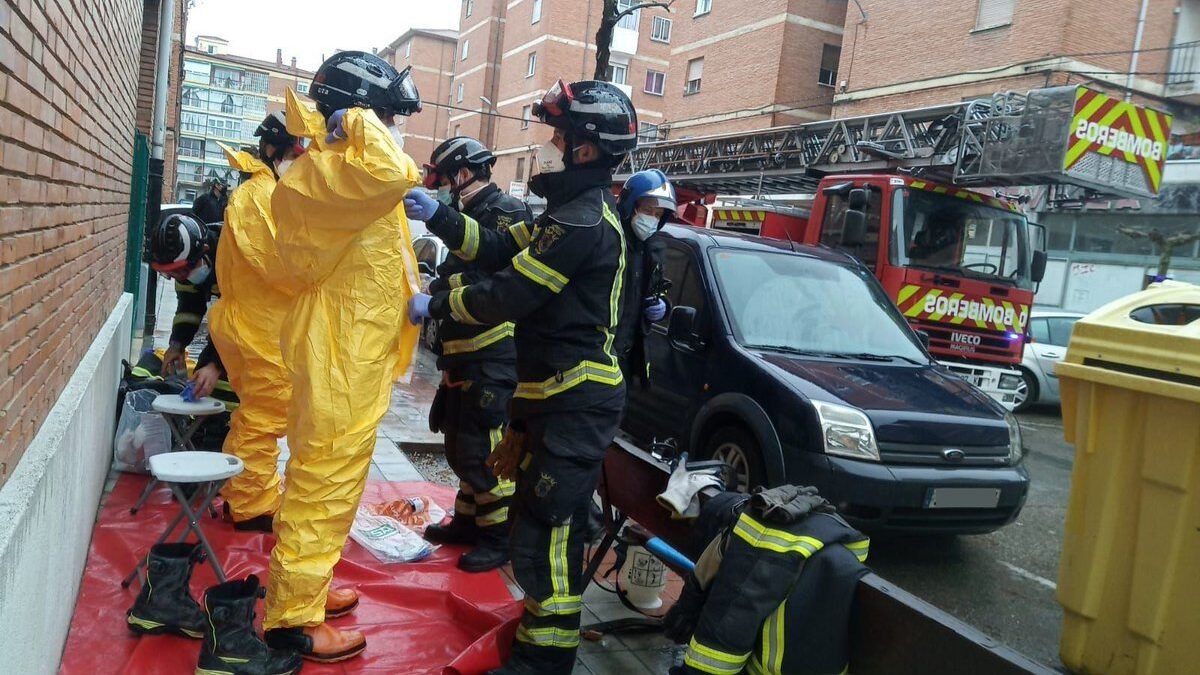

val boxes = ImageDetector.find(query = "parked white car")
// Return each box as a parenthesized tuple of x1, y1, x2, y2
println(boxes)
(1014, 309, 1085, 411)
(411, 235, 450, 350)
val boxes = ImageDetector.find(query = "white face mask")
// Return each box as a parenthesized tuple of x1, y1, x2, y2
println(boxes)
(186, 260, 212, 285)
(631, 213, 661, 241)
(389, 126, 405, 152)
(275, 158, 294, 178)
(534, 140, 566, 175)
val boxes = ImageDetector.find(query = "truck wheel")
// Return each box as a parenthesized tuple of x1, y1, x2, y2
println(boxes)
(703, 427, 766, 493)
(1013, 368, 1038, 412)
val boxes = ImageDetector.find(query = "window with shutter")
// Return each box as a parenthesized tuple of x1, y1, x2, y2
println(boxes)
(685, 57, 704, 95)
(975, 0, 1014, 30)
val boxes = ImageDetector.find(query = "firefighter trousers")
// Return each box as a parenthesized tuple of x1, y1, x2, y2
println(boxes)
(507, 397, 623, 674)
(437, 373, 516, 531)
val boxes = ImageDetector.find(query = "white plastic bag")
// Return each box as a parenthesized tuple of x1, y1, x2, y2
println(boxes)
(350, 507, 437, 564)
(113, 389, 172, 473)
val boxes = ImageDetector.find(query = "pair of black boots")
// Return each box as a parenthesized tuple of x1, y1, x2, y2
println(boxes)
(424, 517, 510, 572)
(126, 542, 301, 675)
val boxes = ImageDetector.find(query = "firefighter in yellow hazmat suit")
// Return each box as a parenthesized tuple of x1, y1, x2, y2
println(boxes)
(259, 53, 424, 664)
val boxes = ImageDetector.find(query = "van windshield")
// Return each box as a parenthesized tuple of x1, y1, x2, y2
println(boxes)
(709, 249, 927, 361)
(891, 188, 1033, 290)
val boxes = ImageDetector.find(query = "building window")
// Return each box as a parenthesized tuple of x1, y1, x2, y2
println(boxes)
(244, 71, 269, 94)
(521, 105, 531, 129)
(651, 16, 672, 42)
(527, 52, 537, 77)
(221, 94, 238, 114)
(182, 86, 203, 108)
(605, 61, 628, 86)
(975, 0, 1014, 30)
(296, 81, 310, 94)
(183, 60, 210, 84)
(405, 40, 412, 59)
(466, 0, 474, 17)
(207, 45, 215, 54)
(644, 69, 665, 95)
(638, 122, 659, 143)
(818, 44, 840, 87)
(516, 157, 526, 180)
(695, 0, 712, 16)
(685, 57, 703, 94)
(461, 39, 470, 61)
(457, 82, 465, 103)
(179, 137, 203, 159)
(454, 124, 461, 136)
(532, 0, 542, 23)
(616, 0, 638, 30)
(181, 111, 207, 134)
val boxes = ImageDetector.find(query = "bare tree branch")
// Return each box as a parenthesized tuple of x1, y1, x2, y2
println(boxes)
(616, 1, 673, 20)
(594, 0, 675, 80)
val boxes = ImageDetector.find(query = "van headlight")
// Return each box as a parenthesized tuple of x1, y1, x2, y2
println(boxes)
(1005, 412, 1025, 465)
(813, 401, 879, 462)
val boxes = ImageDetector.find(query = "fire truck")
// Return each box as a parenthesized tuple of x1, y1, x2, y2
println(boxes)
(617, 85, 1172, 407)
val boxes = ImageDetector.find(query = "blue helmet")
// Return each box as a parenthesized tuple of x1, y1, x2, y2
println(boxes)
(618, 169, 677, 220)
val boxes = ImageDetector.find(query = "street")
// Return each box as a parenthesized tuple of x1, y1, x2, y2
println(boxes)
(866, 406, 1073, 669)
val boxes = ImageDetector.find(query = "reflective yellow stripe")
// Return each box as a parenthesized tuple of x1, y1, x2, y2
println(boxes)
(684, 638, 749, 675)
(604, 203, 626, 371)
(476, 506, 509, 526)
(524, 594, 583, 617)
(454, 496, 477, 515)
(510, 221, 532, 249)
(764, 601, 785, 673)
(475, 480, 515, 504)
(514, 359, 623, 400)
(448, 287, 481, 325)
(515, 625, 580, 648)
(455, 215, 481, 261)
(173, 312, 202, 326)
(441, 322, 514, 355)
(746, 656, 767, 675)
(448, 272, 465, 289)
(549, 522, 569, 598)
(732, 514, 824, 557)
(513, 249, 568, 293)
(845, 538, 870, 563)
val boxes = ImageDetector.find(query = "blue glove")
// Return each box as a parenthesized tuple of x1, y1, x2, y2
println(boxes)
(180, 381, 196, 403)
(644, 297, 667, 322)
(404, 189, 440, 222)
(325, 108, 348, 144)
(408, 293, 433, 325)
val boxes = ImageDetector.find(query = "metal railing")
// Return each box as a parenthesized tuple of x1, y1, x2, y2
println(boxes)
(1169, 40, 1200, 86)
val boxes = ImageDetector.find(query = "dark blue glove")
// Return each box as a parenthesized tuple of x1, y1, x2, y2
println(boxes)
(404, 189, 440, 222)
(644, 297, 667, 322)
(408, 293, 432, 325)
(325, 108, 348, 144)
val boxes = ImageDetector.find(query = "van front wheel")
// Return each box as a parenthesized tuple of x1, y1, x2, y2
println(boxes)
(703, 427, 766, 493)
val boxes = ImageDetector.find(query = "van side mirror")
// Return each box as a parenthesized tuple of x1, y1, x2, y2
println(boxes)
(667, 306, 701, 350)
(842, 209, 867, 246)
(848, 188, 869, 210)
(418, 261, 435, 276)
(1031, 250, 1047, 284)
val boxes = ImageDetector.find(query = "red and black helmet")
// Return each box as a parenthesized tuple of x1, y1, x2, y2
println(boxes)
(254, 111, 304, 161)
(150, 213, 206, 273)
(532, 79, 638, 157)
(422, 136, 496, 189)
(310, 51, 422, 119)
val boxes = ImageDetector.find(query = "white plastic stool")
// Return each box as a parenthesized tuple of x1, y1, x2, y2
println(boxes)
(122, 451, 244, 588)
(129, 394, 226, 516)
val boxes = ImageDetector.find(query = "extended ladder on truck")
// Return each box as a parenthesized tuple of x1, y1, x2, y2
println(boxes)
(617, 85, 1172, 200)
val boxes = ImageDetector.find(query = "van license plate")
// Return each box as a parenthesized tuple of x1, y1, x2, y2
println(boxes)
(925, 488, 1000, 509)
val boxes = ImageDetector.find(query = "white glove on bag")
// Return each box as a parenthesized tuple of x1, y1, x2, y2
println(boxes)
(657, 452, 724, 519)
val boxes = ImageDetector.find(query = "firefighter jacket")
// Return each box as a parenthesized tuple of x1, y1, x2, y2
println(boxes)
(169, 225, 224, 373)
(427, 167, 628, 416)
(615, 232, 667, 389)
(192, 189, 227, 225)
(426, 183, 529, 375)
(666, 488, 870, 675)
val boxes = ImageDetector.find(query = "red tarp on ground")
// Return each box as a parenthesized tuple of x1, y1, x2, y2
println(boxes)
(60, 474, 522, 675)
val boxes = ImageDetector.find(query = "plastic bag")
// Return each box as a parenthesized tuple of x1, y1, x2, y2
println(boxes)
(350, 507, 437, 564)
(113, 389, 172, 473)
(366, 496, 447, 532)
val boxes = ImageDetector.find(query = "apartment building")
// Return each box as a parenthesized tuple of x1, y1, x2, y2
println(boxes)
(174, 36, 312, 202)
(379, 28, 459, 165)
(657, 0, 848, 138)
(450, 0, 673, 192)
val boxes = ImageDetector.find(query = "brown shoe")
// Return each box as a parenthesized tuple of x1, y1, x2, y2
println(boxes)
(265, 623, 366, 663)
(325, 587, 359, 618)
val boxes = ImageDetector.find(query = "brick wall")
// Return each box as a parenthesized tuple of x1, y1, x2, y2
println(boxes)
(386, 32, 457, 167)
(449, 0, 508, 146)
(0, 0, 146, 485)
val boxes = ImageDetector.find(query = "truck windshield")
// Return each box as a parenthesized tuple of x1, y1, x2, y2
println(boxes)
(891, 188, 1033, 290)
(709, 249, 927, 362)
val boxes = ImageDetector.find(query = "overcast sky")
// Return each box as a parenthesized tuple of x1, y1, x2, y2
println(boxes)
(186, 0, 462, 71)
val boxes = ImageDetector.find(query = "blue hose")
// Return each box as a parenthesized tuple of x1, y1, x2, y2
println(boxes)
(645, 537, 695, 572)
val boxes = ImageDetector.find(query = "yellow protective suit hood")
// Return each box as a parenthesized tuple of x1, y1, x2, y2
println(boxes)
(264, 89, 423, 630)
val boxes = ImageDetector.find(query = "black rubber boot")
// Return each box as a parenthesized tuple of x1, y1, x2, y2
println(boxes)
(126, 542, 207, 639)
(196, 575, 303, 675)
(424, 516, 479, 546)
(222, 502, 275, 533)
(458, 524, 510, 572)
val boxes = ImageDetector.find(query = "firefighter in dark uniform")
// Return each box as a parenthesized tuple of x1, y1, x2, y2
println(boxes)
(192, 178, 229, 225)
(420, 136, 532, 572)
(149, 213, 227, 400)
(405, 79, 638, 675)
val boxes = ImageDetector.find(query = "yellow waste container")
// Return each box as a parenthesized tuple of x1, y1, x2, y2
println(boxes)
(1056, 280, 1200, 675)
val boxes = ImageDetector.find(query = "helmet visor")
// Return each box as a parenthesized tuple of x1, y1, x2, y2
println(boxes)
(422, 163, 441, 190)
(532, 79, 572, 120)
(388, 66, 421, 113)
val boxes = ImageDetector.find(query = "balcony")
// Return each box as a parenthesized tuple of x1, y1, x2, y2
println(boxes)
(611, 26, 639, 55)
(1166, 40, 1200, 103)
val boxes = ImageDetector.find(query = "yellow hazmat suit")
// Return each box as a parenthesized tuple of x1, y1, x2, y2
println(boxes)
(264, 89, 422, 630)
(207, 145, 300, 521)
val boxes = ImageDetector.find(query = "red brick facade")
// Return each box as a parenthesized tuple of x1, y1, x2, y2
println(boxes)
(380, 29, 458, 168)
(0, 0, 150, 484)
